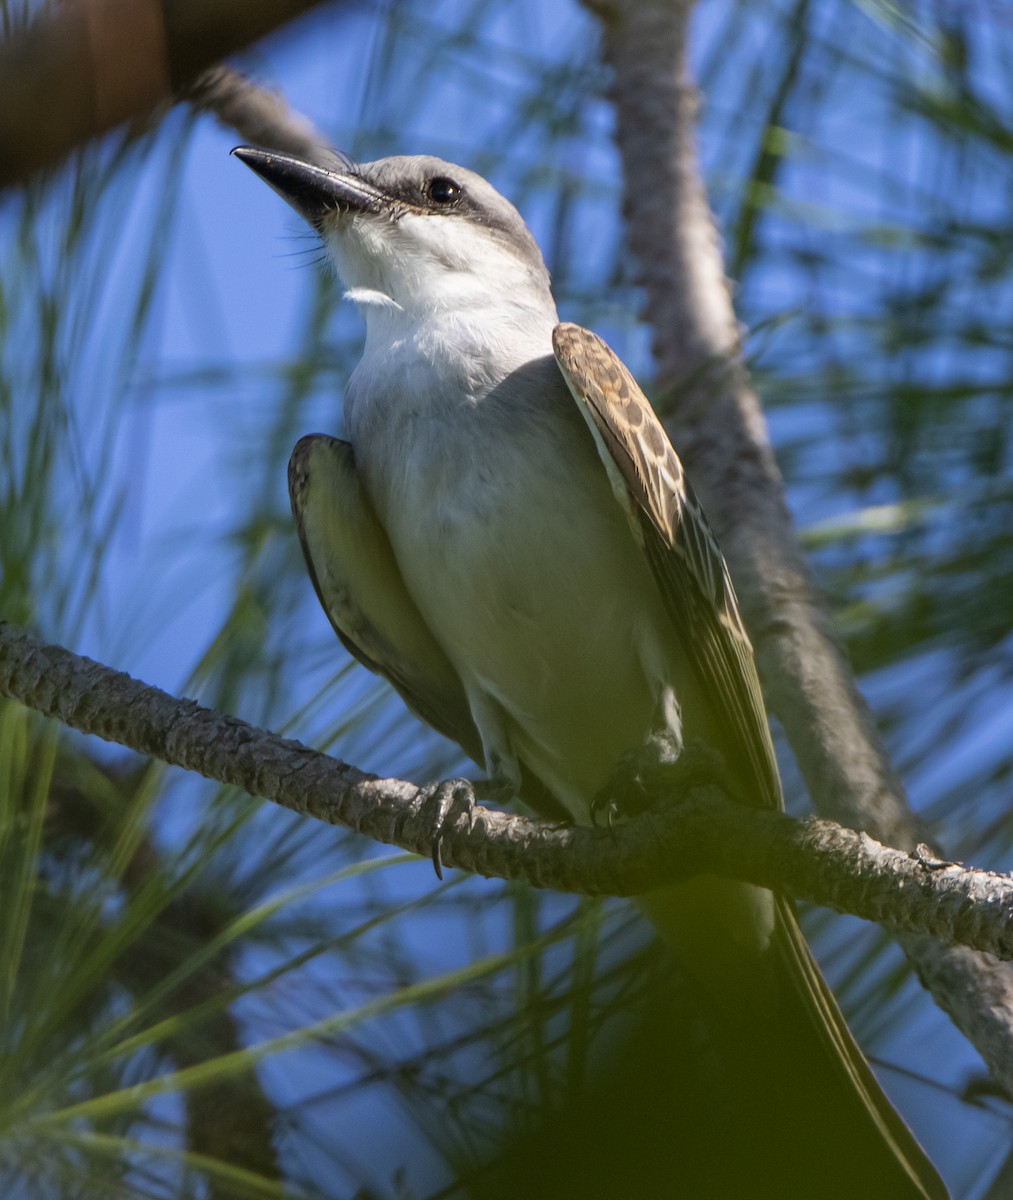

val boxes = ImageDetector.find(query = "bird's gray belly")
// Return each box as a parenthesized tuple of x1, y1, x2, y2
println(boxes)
(362, 412, 681, 819)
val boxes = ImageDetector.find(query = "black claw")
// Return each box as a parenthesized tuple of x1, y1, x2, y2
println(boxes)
(416, 779, 476, 881)
(590, 731, 729, 831)
(589, 788, 622, 838)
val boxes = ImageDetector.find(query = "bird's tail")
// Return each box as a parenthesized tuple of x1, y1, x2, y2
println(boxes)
(638, 877, 948, 1199)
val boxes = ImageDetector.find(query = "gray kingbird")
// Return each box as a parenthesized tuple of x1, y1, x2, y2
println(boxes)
(233, 144, 947, 1199)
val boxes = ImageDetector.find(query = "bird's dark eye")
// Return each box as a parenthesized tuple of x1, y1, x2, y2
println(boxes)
(427, 176, 462, 206)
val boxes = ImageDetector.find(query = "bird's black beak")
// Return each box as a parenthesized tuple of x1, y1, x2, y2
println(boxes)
(231, 146, 387, 226)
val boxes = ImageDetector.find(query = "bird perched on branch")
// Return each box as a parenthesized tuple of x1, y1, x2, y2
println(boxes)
(234, 144, 947, 1200)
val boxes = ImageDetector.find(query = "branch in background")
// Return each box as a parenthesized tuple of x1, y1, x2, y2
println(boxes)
(3, 620, 1012, 962)
(585, 0, 1013, 1091)
(0, 0, 337, 189)
(183, 64, 327, 158)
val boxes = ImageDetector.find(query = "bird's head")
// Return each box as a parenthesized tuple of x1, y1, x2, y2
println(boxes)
(233, 146, 555, 326)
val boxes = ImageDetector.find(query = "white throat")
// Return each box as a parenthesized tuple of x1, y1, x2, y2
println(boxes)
(328, 212, 558, 362)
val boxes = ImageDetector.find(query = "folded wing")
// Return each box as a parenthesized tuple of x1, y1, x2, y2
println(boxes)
(289, 433, 567, 821)
(551, 322, 947, 1200)
(289, 433, 487, 762)
(553, 322, 779, 811)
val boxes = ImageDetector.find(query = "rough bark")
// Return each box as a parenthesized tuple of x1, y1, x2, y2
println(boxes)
(4, 620, 1013, 969)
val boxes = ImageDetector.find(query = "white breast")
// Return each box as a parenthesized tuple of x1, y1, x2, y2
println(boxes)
(346, 328, 682, 821)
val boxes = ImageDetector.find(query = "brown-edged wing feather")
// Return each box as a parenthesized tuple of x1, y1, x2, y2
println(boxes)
(552, 323, 947, 1199)
(552, 322, 780, 811)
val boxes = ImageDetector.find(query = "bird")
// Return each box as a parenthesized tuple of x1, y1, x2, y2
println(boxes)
(233, 143, 948, 1199)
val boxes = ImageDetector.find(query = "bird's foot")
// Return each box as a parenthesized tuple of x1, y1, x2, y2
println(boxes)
(591, 729, 682, 828)
(414, 778, 477, 880)
(590, 735, 732, 829)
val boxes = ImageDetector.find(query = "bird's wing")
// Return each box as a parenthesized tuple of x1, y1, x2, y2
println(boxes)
(289, 434, 487, 763)
(289, 434, 568, 821)
(553, 324, 948, 1200)
(552, 322, 780, 811)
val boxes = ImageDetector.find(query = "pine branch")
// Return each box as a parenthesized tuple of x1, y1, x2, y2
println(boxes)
(2, 619, 1011, 961)
(182, 64, 327, 158)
